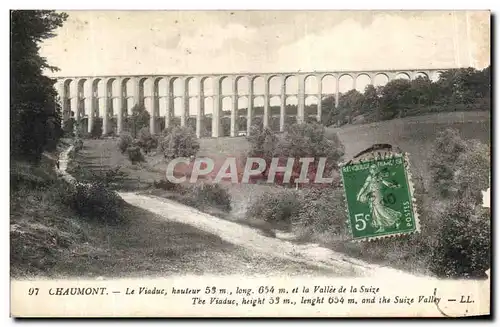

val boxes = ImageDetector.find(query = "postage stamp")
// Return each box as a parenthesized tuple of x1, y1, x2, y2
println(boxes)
(340, 151, 420, 241)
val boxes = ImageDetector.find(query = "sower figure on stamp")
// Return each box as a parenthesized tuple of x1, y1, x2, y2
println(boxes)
(357, 165, 402, 232)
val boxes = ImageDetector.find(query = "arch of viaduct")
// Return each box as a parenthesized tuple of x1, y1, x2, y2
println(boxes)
(56, 69, 447, 138)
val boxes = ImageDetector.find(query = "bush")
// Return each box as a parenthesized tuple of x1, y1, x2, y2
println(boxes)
(184, 183, 232, 211)
(430, 200, 490, 278)
(428, 128, 467, 197)
(246, 188, 300, 225)
(61, 181, 125, 225)
(127, 146, 145, 164)
(90, 119, 103, 139)
(291, 187, 347, 240)
(158, 126, 200, 160)
(246, 122, 345, 184)
(153, 179, 179, 191)
(137, 127, 158, 154)
(453, 139, 490, 205)
(118, 132, 133, 154)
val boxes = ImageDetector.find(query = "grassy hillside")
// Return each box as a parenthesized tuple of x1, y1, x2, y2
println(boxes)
(11, 145, 329, 278)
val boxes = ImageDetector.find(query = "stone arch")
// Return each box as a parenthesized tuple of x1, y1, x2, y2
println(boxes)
(204, 96, 214, 117)
(238, 96, 249, 114)
(89, 79, 102, 118)
(221, 96, 233, 136)
(285, 75, 298, 95)
(76, 79, 88, 118)
(201, 76, 213, 96)
(414, 72, 429, 80)
(304, 75, 318, 95)
(106, 78, 119, 118)
(252, 76, 265, 95)
(305, 95, 318, 117)
(373, 73, 389, 87)
(338, 73, 354, 93)
(219, 76, 232, 96)
(355, 73, 372, 93)
(285, 95, 298, 125)
(186, 76, 199, 96)
(62, 79, 72, 98)
(269, 95, 281, 116)
(321, 74, 337, 95)
(395, 72, 411, 80)
(170, 77, 183, 97)
(221, 96, 233, 115)
(252, 95, 265, 123)
(152, 77, 165, 96)
(431, 71, 444, 82)
(138, 78, 153, 116)
(153, 77, 168, 117)
(188, 96, 199, 117)
(121, 77, 135, 115)
(236, 76, 249, 96)
(269, 94, 281, 131)
(173, 97, 183, 118)
(65, 79, 78, 118)
(237, 95, 249, 133)
(268, 75, 281, 95)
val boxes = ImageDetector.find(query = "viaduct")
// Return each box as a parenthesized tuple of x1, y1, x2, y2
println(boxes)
(55, 69, 448, 138)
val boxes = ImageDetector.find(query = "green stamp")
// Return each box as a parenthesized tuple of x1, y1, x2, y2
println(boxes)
(340, 153, 419, 241)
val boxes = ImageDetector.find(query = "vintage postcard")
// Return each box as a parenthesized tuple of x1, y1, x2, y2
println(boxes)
(10, 10, 491, 317)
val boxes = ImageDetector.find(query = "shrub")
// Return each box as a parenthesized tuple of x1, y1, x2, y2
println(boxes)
(90, 119, 103, 139)
(453, 139, 490, 205)
(247, 127, 278, 162)
(184, 183, 232, 211)
(61, 181, 125, 225)
(158, 126, 200, 160)
(246, 188, 300, 225)
(127, 146, 145, 164)
(136, 127, 158, 154)
(430, 200, 491, 279)
(153, 179, 179, 191)
(291, 187, 347, 240)
(428, 128, 467, 197)
(118, 132, 133, 154)
(246, 122, 345, 184)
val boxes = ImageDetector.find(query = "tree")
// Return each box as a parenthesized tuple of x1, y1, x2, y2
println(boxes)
(360, 84, 379, 115)
(277, 122, 344, 184)
(335, 89, 364, 125)
(428, 128, 468, 197)
(246, 122, 345, 185)
(136, 127, 158, 154)
(158, 126, 200, 160)
(378, 79, 412, 119)
(453, 139, 490, 206)
(127, 104, 150, 138)
(11, 10, 68, 162)
(90, 118, 103, 139)
(321, 95, 336, 125)
(431, 200, 490, 278)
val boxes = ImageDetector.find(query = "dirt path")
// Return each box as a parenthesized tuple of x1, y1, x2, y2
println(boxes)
(117, 192, 432, 280)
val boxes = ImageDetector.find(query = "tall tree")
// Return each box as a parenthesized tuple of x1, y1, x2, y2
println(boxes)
(126, 104, 150, 138)
(11, 10, 68, 162)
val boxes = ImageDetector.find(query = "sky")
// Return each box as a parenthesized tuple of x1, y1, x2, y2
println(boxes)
(40, 10, 490, 116)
